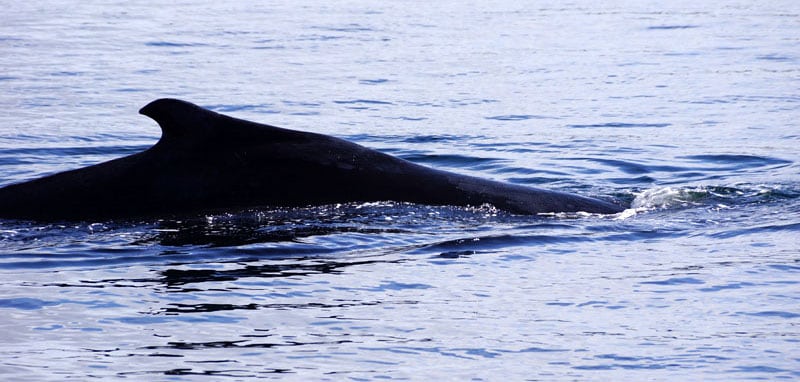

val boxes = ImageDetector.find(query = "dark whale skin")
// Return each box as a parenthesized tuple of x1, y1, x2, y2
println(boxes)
(0, 99, 624, 221)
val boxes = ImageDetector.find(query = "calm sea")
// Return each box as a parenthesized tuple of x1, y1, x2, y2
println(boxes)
(1, 1, 798, 380)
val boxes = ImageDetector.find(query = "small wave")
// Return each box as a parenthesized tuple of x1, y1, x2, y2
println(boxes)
(679, 154, 791, 170)
(628, 184, 799, 211)
(333, 99, 393, 105)
(206, 104, 279, 113)
(757, 54, 793, 62)
(392, 116, 427, 121)
(359, 78, 389, 85)
(485, 115, 553, 121)
(640, 277, 705, 286)
(630, 187, 714, 209)
(707, 222, 800, 239)
(400, 135, 467, 143)
(0, 297, 63, 310)
(49, 71, 83, 77)
(568, 122, 670, 129)
(145, 41, 207, 48)
(738, 311, 800, 319)
(297, 34, 344, 42)
(310, 24, 375, 33)
(0, 144, 150, 157)
(646, 25, 699, 30)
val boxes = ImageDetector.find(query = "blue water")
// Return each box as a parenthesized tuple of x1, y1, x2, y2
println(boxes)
(1, 1, 799, 380)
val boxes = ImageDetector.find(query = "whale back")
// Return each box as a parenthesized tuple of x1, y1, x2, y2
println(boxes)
(137, 99, 441, 213)
(0, 99, 623, 220)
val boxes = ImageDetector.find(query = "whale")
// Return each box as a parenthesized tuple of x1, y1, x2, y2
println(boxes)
(0, 98, 624, 221)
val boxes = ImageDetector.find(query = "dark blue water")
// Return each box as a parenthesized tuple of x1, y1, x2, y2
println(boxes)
(1, 1, 799, 380)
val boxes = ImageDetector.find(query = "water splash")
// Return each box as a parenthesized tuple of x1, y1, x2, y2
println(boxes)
(631, 186, 718, 209)
(623, 184, 799, 215)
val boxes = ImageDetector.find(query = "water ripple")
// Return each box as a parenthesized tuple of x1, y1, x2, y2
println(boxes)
(1, 2, 799, 380)
(145, 41, 209, 48)
(568, 122, 671, 128)
(646, 25, 699, 30)
(485, 114, 555, 121)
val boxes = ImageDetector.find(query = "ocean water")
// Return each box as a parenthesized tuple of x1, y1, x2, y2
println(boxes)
(0, 1, 798, 380)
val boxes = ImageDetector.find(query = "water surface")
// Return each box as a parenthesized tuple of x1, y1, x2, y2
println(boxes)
(0, 1, 798, 380)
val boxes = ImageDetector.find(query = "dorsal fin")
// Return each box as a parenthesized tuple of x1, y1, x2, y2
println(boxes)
(140, 98, 334, 148)
(139, 98, 219, 142)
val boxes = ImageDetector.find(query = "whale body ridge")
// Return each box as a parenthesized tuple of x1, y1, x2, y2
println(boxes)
(0, 98, 624, 220)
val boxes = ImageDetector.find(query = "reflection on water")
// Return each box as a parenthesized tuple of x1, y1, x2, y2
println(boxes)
(1, 185, 799, 379)
(159, 258, 401, 289)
